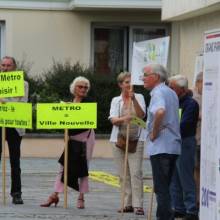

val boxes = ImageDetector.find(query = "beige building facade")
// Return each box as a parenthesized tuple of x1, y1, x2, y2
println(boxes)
(0, 0, 170, 76)
(2, 1, 220, 83)
(162, 0, 220, 84)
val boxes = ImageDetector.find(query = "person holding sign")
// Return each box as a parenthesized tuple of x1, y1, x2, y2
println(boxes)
(40, 76, 95, 209)
(143, 64, 181, 220)
(169, 75, 199, 220)
(109, 72, 146, 215)
(0, 56, 29, 204)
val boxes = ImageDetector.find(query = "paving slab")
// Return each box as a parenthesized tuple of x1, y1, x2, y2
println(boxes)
(0, 158, 157, 220)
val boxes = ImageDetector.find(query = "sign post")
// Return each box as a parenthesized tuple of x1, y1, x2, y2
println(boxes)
(1, 127, 6, 205)
(0, 71, 25, 98)
(0, 103, 32, 129)
(36, 103, 97, 129)
(0, 71, 27, 205)
(131, 36, 170, 85)
(200, 29, 220, 220)
(0, 103, 32, 205)
(63, 129, 69, 209)
(36, 102, 97, 208)
(193, 53, 203, 86)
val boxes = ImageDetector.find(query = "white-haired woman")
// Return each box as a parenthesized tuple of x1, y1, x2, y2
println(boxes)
(109, 72, 146, 215)
(40, 76, 95, 209)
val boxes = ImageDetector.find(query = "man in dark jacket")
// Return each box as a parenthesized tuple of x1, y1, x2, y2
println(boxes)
(169, 75, 199, 220)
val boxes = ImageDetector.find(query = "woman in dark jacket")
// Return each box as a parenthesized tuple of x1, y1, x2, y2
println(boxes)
(40, 76, 95, 209)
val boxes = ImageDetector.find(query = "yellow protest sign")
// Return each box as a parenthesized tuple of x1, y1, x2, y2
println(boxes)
(37, 103, 97, 129)
(0, 71, 25, 98)
(0, 102, 32, 128)
(89, 171, 152, 193)
(131, 116, 146, 128)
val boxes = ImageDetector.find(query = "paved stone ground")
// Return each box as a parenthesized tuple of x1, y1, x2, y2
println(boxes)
(0, 158, 157, 220)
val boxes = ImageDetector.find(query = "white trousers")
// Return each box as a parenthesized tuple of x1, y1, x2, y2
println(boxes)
(112, 141, 144, 207)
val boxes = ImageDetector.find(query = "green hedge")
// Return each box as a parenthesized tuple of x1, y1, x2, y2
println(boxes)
(23, 61, 150, 134)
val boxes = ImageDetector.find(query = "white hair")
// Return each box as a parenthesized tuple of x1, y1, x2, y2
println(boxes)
(69, 76, 90, 95)
(195, 72, 203, 82)
(148, 64, 168, 82)
(169, 75, 188, 89)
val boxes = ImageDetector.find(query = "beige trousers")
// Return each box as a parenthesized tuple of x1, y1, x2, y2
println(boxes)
(112, 141, 144, 207)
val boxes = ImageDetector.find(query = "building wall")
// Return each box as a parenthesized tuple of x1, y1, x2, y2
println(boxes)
(170, 10, 220, 84)
(0, 0, 161, 10)
(162, 0, 220, 21)
(0, 9, 162, 76)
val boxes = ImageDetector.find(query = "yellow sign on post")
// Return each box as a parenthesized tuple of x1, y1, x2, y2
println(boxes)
(0, 71, 25, 98)
(0, 102, 32, 128)
(130, 116, 146, 128)
(36, 103, 97, 129)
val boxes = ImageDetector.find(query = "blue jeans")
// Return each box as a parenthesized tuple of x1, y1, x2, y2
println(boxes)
(170, 136, 198, 215)
(150, 154, 178, 220)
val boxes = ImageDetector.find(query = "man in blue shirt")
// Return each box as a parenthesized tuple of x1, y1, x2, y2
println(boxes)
(169, 75, 199, 220)
(143, 64, 181, 220)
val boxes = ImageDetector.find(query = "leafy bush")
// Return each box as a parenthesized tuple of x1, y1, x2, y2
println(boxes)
(23, 61, 150, 134)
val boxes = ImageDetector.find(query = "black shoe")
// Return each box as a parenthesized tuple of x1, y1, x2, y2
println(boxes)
(12, 195, 24, 204)
(174, 211, 186, 218)
(183, 213, 199, 220)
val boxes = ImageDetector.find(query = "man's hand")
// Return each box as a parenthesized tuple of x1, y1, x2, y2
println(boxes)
(150, 131, 157, 142)
(150, 108, 165, 142)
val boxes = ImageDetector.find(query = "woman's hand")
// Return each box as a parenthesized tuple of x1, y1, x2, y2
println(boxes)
(128, 90, 135, 100)
(111, 114, 132, 126)
(122, 114, 132, 124)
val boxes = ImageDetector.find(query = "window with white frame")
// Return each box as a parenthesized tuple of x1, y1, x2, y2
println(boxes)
(0, 21, 5, 59)
(91, 24, 169, 75)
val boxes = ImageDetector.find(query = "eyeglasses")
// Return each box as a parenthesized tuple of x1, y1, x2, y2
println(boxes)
(76, 85, 89, 90)
(123, 80, 130, 84)
(1, 64, 13, 67)
(143, 72, 156, 77)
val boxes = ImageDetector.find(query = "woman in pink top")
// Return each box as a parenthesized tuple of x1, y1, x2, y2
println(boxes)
(40, 76, 95, 209)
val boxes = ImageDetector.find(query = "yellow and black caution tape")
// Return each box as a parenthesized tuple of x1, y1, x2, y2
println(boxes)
(89, 171, 152, 193)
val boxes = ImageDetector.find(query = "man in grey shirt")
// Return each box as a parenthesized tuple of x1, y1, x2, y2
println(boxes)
(143, 64, 181, 220)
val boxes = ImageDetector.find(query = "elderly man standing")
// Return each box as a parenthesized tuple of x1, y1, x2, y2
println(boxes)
(143, 64, 181, 220)
(0, 56, 29, 204)
(169, 75, 199, 220)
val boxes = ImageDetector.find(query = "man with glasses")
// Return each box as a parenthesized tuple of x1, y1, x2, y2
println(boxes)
(0, 56, 29, 204)
(143, 64, 181, 220)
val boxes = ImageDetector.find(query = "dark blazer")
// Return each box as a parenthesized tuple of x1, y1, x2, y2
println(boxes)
(180, 94, 199, 138)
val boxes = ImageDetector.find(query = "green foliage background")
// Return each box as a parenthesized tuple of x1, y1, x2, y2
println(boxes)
(21, 61, 150, 134)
